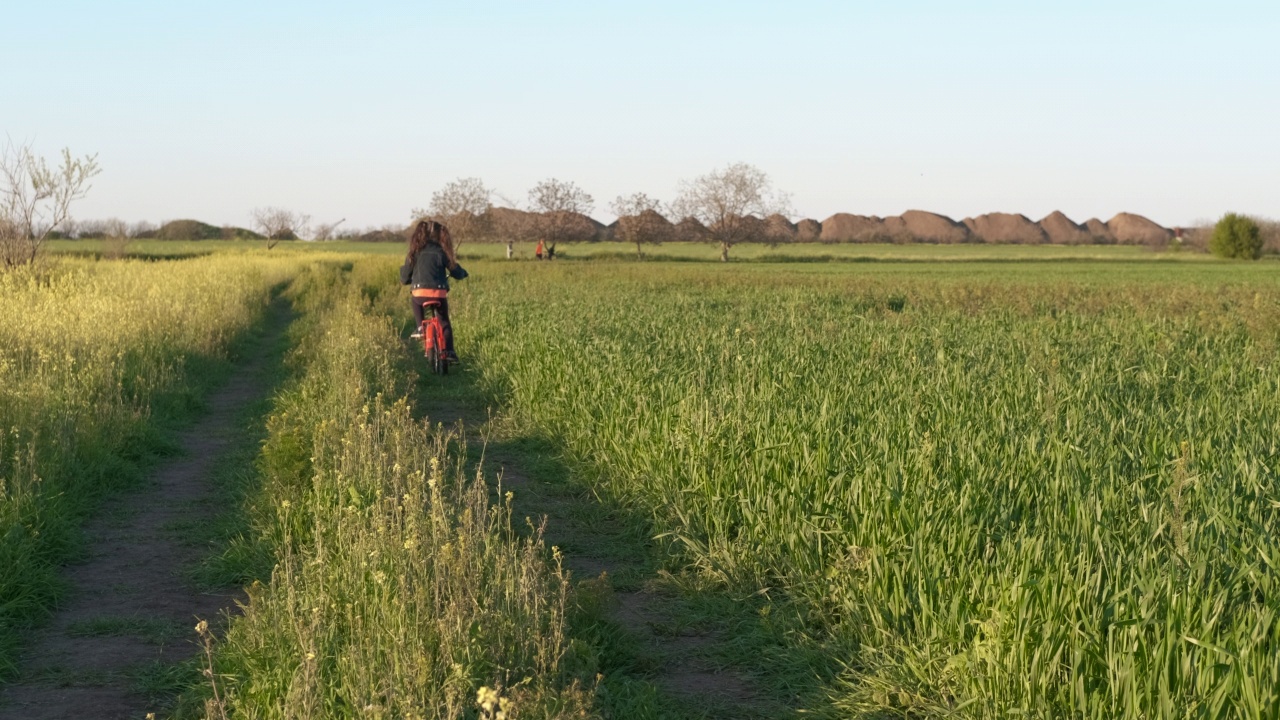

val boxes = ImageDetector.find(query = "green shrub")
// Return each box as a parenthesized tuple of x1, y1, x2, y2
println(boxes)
(1210, 213, 1262, 259)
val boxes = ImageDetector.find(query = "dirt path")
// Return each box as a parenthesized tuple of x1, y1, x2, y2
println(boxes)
(421, 387, 772, 718)
(0, 305, 288, 720)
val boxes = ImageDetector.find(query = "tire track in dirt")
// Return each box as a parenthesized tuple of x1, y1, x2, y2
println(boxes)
(0, 301, 290, 720)
(420, 384, 771, 718)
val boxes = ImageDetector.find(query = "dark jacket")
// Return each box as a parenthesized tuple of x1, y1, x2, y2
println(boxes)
(400, 245, 468, 290)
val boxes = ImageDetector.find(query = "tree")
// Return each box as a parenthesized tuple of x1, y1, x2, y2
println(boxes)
(671, 162, 791, 262)
(1, 140, 101, 268)
(129, 220, 157, 238)
(251, 207, 309, 249)
(311, 218, 346, 242)
(413, 177, 493, 248)
(101, 218, 131, 260)
(1210, 213, 1263, 260)
(611, 192, 673, 259)
(528, 178, 596, 246)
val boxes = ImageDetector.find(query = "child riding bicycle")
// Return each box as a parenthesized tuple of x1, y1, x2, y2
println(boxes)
(400, 219, 468, 362)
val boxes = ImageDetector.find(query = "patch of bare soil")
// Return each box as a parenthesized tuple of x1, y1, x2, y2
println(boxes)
(0, 311, 286, 720)
(609, 587, 760, 708)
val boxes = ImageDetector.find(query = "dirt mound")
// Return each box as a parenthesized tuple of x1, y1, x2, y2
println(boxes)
(356, 229, 404, 243)
(764, 214, 797, 242)
(538, 211, 603, 242)
(1039, 211, 1089, 244)
(1084, 218, 1116, 243)
(1107, 213, 1172, 245)
(795, 219, 822, 241)
(819, 214, 885, 242)
(156, 219, 223, 240)
(710, 215, 768, 242)
(640, 209, 676, 230)
(889, 210, 971, 243)
(487, 207, 536, 240)
(963, 213, 1046, 244)
(674, 216, 711, 241)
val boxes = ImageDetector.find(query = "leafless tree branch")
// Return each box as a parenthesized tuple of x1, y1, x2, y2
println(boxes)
(251, 207, 310, 249)
(671, 162, 791, 261)
(611, 192, 672, 259)
(1, 140, 101, 268)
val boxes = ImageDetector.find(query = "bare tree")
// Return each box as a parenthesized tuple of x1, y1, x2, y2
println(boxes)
(61, 217, 81, 238)
(1, 140, 101, 268)
(129, 220, 157, 238)
(251, 207, 310, 249)
(528, 178, 596, 246)
(73, 218, 106, 238)
(413, 177, 493, 248)
(611, 192, 673, 259)
(311, 218, 346, 242)
(101, 217, 131, 259)
(671, 162, 791, 262)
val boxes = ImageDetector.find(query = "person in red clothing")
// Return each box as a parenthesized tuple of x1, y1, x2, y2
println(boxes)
(400, 220, 467, 361)
(535, 238, 545, 260)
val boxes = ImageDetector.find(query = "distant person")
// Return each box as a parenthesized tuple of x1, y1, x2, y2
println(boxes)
(506, 240, 514, 259)
(547, 242, 557, 260)
(400, 219, 467, 362)
(535, 238, 545, 260)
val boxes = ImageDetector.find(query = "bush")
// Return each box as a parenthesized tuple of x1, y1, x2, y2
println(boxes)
(1210, 213, 1262, 259)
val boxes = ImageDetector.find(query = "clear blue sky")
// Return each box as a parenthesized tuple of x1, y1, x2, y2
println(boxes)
(3, 0, 1277, 229)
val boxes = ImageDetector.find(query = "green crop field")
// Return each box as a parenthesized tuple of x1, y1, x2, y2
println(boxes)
(3, 247, 1278, 718)
(452, 258, 1280, 717)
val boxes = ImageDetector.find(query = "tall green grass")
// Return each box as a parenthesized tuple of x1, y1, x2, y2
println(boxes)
(458, 261, 1280, 717)
(0, 255, 301, 677)
(199, 259, 594, 718)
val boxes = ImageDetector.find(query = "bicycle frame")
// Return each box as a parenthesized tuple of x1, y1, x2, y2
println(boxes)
(420, 302, 449, 375)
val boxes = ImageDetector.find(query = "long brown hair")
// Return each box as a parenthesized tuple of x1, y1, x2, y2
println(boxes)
(407, 220, 457, 269)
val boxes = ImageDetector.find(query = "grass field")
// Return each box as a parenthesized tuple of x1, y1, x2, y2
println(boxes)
(453, 259, 1280, 717)
(6, 245, 1280, 718)
(189, 259, 591, 717)
(0, 254, 302, 676)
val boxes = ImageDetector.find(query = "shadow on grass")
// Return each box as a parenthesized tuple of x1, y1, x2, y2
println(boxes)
(408, 346, 822, 719)
(0, 286, 294, 685)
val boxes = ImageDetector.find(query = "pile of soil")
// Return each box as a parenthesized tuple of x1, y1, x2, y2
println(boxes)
(1084, 218, 1117, 243)
(765, 214, 798, 241)
(148, 219, 262, 241)
(544, 210, 604, 242)
(720, 215, 768, 242)
(795, 219, 822, 241)
(819, 214, 886, 242)
(674, 217, 711, 242)
(963, 213, 1047, 244)
(355, 229, 404, 243)
(887, 210, 971, 243)
(1107, 213, 1173, 245)
(1039, 211, 1090, 244)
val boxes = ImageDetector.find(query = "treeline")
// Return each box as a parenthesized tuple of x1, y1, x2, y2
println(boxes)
(54, 218, 262, 241)
(57, 210, 1280, 255)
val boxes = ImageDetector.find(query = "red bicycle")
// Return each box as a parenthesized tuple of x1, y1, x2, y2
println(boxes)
(419, 301, 449, 375)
